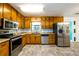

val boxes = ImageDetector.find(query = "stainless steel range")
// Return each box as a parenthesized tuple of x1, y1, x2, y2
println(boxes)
(0, 33, 22, 56)
(9, 35, 22, 56)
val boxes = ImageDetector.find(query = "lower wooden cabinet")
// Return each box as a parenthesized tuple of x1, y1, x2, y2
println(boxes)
(48, 33, 55, 44)
(30, 34, 36, 44)
(31, 34, 41, 44)
(0, 41, 9, 56)
(22, 35, 27, 46)
(26, 34, 31, 44)
(35, 35, 41, 44)
(22, 33, 55, 45)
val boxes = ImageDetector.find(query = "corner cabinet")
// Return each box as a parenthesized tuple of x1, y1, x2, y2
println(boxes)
(0, 41, 9, 56)
(17, 13, 24, 29)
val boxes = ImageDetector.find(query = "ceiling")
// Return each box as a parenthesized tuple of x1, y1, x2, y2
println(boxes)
(10, 3, 79, 16)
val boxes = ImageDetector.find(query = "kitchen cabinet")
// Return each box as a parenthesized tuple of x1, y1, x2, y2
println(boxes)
(0, 41, 9, 56)
(20, 15, 24, 29)
(17, 13, 24, 29)
(22, 34, 27, 46)
(17, 14, 21, 28)
(49, 17, 54, 29)
(31, 34, 36, 44)
(0, 3, 3, 18)
(60, 17, 64, 22)
(53, 17, 64, 23)
(3, 4, 12, 20)
(11, 7, 17, 21)
(35, 34, 41, 44)
(48, 33, 55, 44)
(26, 34, 31, 44)
(24, 18, 31, 29)
(30, 34, 41, 44)
(45, 17, 50, 29)
(41, 17, 46, 29)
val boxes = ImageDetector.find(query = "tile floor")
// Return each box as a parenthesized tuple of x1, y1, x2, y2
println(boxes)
(18, 43, 79, 56)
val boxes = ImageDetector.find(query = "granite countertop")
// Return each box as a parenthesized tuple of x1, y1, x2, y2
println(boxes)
(20, 32, 55, 35)
(0, 38, 10, 43)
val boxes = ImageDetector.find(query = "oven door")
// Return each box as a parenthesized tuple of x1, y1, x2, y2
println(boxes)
(10, 36, 22, 56)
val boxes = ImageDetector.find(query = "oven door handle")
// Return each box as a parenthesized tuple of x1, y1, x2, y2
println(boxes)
(12, 36, 22, 41)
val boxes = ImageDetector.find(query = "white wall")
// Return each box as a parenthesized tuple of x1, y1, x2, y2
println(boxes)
(64, 16, 79, 42)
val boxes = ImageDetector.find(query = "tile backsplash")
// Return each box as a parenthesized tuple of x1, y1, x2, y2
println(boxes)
(41, 29, 53, 33)
(17, 29, 53, 33)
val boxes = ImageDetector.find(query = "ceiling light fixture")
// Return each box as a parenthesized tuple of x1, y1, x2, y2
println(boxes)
(19, 4, 44, 13)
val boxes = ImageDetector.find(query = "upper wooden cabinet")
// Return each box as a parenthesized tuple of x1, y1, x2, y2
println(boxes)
(11, 8, 17, 21)
(3, 4, 12, 20)
(41, 17, 46, 29)
(0, 3, 3, 18)
(53, 17, 64, 23)
(17, 13, 22, 28)
(24, 18, 31, 29)
(17, 13, 24, 29)
(49, 17, 54, 29)
(45, 17, 50, 29)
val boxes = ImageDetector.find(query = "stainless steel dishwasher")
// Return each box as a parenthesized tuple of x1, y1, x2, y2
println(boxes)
(41, 34, 48, 44)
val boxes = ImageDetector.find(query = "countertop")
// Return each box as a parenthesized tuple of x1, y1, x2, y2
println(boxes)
(0, 32, 55, 43)
(0, 38, 10, 43)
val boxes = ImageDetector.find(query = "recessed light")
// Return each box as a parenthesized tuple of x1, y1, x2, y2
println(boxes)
(19, 4, 44, 13)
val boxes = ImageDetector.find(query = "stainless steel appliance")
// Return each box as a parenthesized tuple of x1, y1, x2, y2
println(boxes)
(41, 34, 48, 44)
(9, 35, 22, 56)
(0, 34, 22, 56)
(0, 18, 18, 29)
(53, 22, 70, 47)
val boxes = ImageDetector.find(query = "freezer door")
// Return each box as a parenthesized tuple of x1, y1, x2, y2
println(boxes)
(63, 24, 70, 46)
(63, 35, 70, 46)
(57, 37, 64, 46)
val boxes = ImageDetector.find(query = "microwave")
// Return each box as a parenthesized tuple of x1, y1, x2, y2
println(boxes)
(0, 18, 18, 29)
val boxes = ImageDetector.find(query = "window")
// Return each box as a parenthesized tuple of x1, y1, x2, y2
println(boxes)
(32, 22, 41, 33)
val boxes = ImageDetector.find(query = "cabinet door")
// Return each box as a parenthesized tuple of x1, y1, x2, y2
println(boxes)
(20, 15, 24, 29)
(25, 18, 31, 29)
(26, 34, 31, 44)
(22, 35, 26, 46)
(0, 3, 3, 18)
(60, 17, 64, 22)
(0, 41, 9, 56)
(31, 34, 36, 44)
(49, 17, 54, 29)
(48, 34, 55, 44)
(41, 17, 46, 29)
(35, 35, 41, 44)
(12, 8, 17, 21)
(17, 13, 22, 28)
(45, 17, 50, 29)
(4, 4, 12, 20)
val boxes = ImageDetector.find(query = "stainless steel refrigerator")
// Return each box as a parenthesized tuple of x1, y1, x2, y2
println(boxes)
(53, 22, 70, 47)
